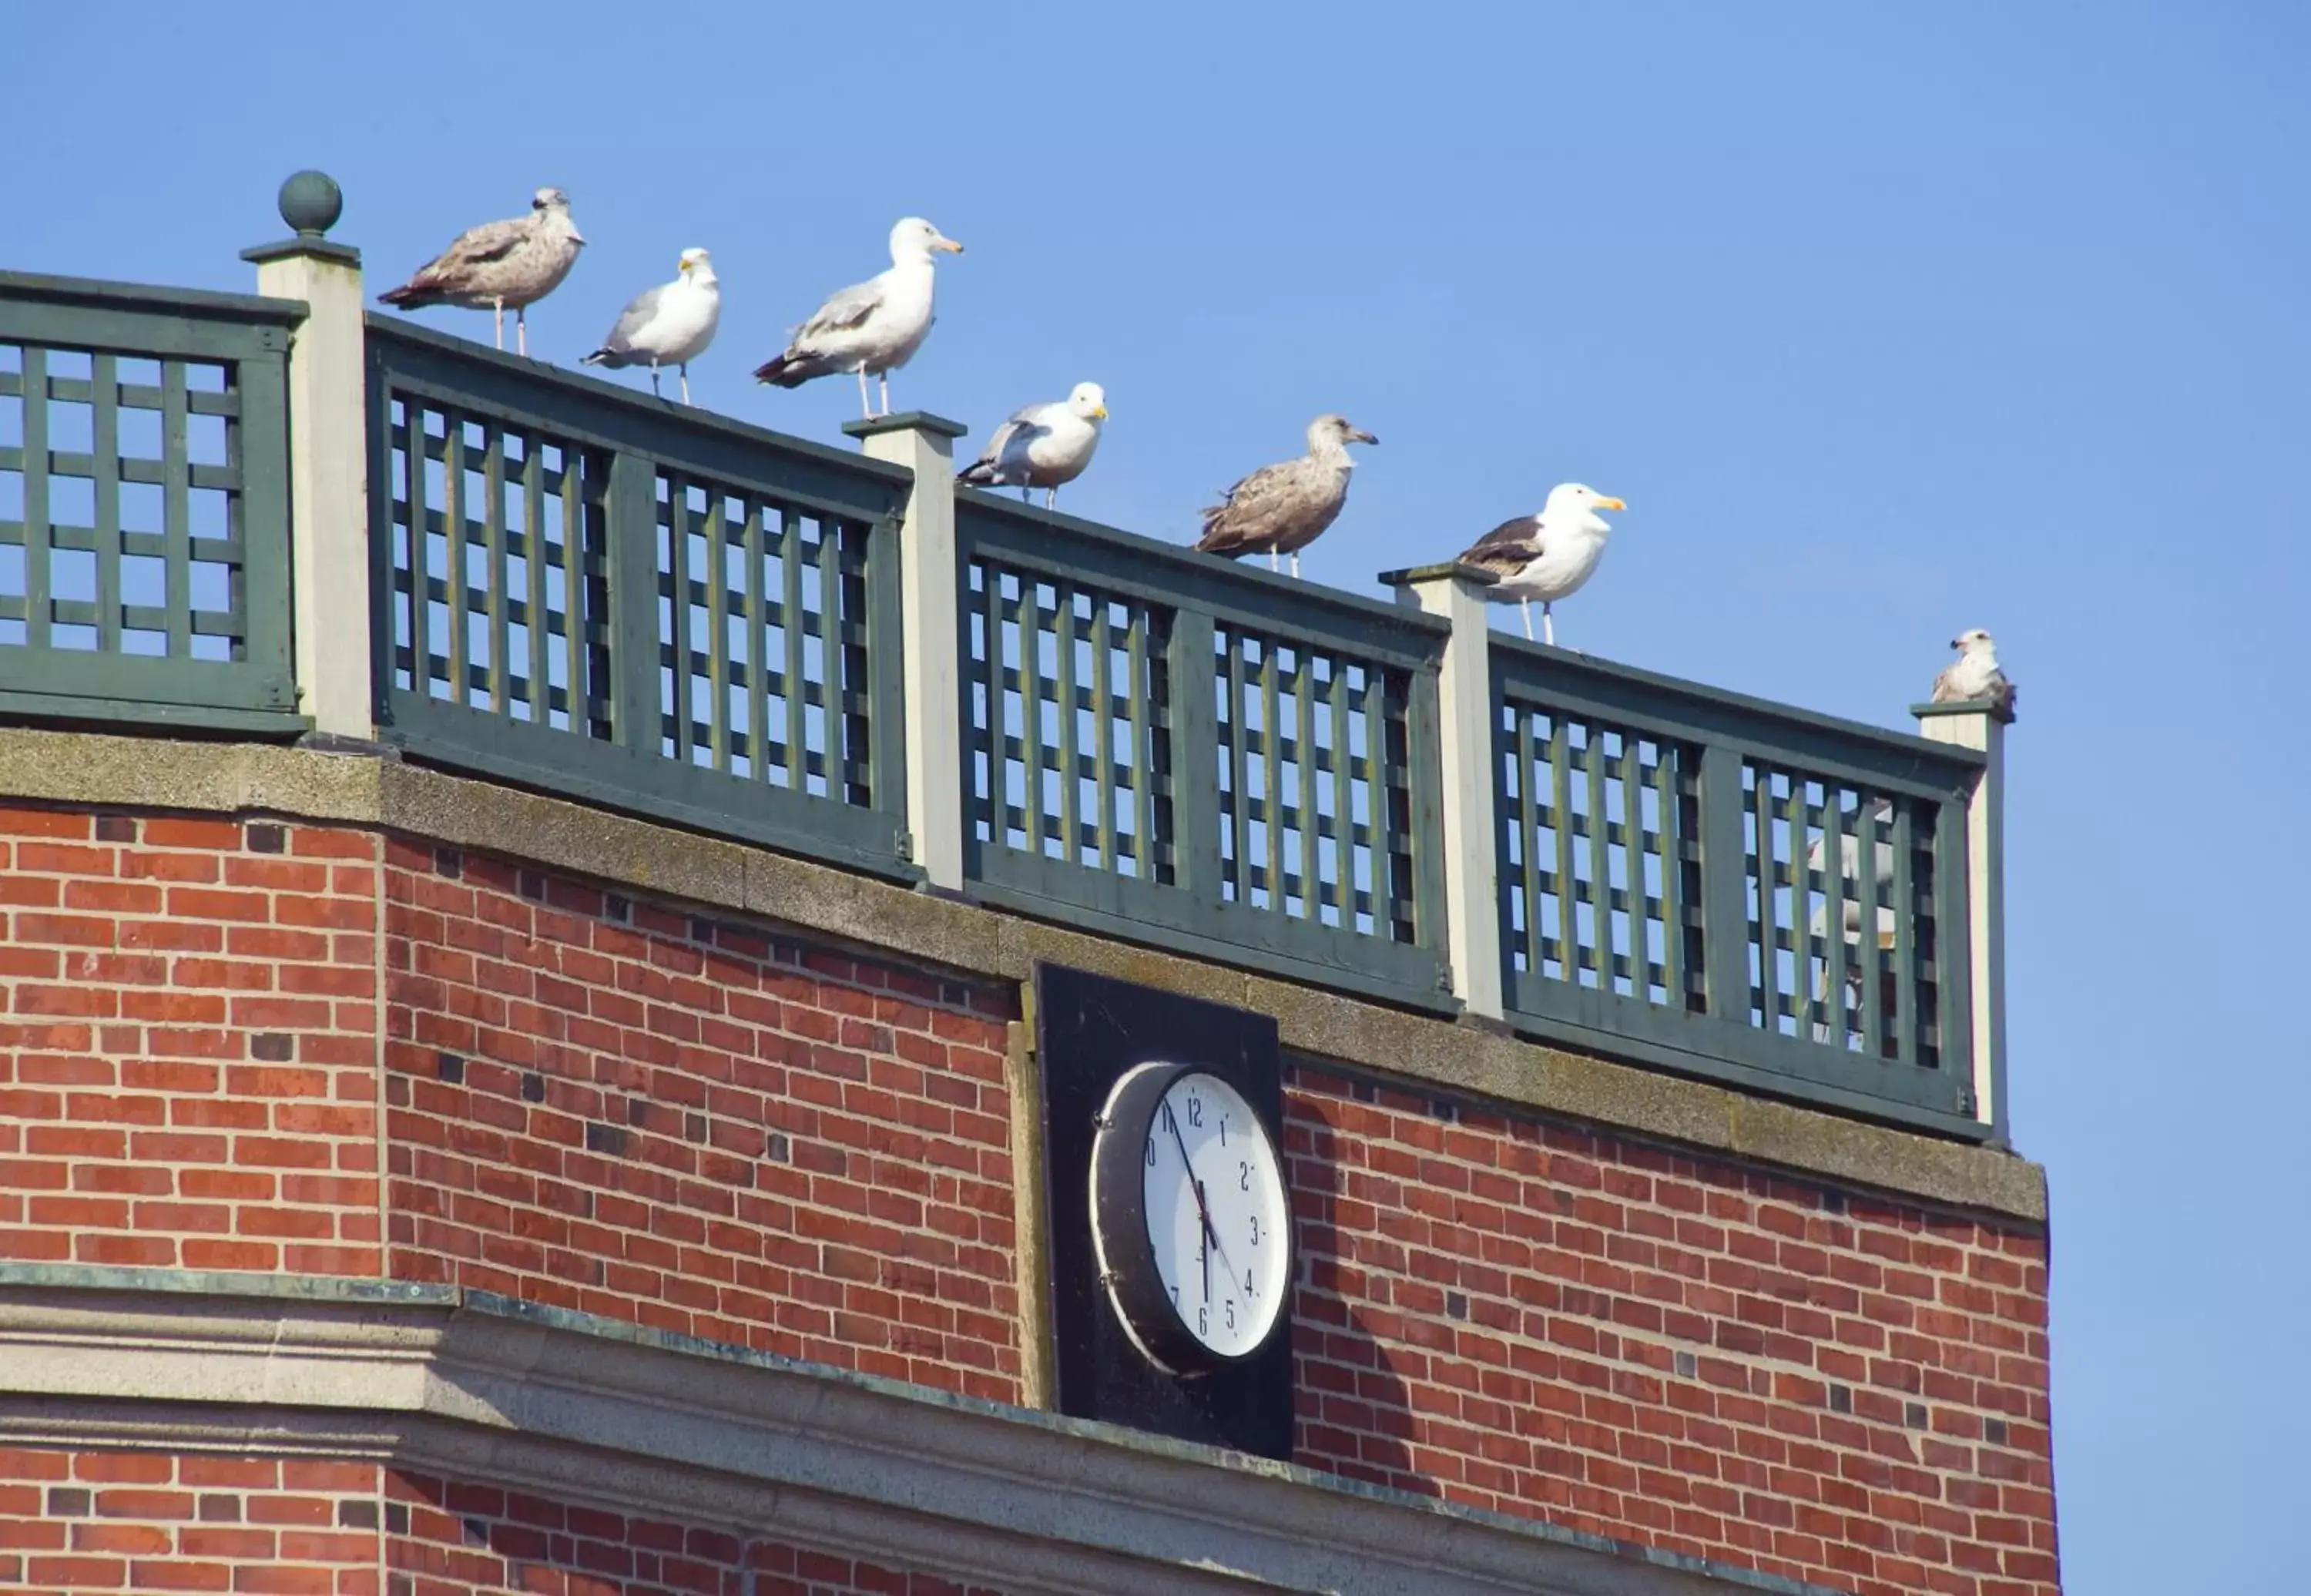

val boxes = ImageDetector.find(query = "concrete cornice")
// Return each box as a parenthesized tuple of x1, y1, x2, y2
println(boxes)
(0, 728, 2044, 1223)
(0, 1269, 1843, 1596)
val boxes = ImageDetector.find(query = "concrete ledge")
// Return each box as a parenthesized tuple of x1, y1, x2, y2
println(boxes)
(0, 727, 2045, 1223)
(0, 1269, 1843, 1596)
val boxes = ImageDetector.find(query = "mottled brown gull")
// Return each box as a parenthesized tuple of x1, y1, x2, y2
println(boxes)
(582, 248, 720, 404)
(1455, 482, 1628, 647)
(752, 218, 963, 418)
(1192, 414, 1377, 578)
(956, 383, 1108, 508)
(378, 186, 585, 356)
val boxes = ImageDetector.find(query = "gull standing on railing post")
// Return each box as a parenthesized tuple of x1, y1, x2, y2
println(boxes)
(377, 187, 585, 356)
(752, 218, 964, 419)
(955, 383, 1108, 508)
(1192, 414, 1377, 578)
(1931, 628, 2018, 719)
(1454, 482, 1627, 647)
(582, 248, 721, 403)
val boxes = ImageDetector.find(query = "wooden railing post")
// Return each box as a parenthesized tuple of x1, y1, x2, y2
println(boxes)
(847, 412, 968, 892)
(1914, 699, 2009, 1142)
(242, 171, 373, 741)
(1381, 562, 1502, 1020)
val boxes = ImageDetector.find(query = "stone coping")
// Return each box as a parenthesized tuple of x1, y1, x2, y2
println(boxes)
(0, 1265, 1844, 1596)
(0, 727, 2044, 1223)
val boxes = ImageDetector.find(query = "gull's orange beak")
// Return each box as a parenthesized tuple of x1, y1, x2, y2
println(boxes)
(937, 237, 964, 254)
(1596, 495, 1627, 511)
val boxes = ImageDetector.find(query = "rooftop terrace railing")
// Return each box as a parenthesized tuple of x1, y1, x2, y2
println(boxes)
(0, 273, 303, 733)
(0, 203, 2013, 1143)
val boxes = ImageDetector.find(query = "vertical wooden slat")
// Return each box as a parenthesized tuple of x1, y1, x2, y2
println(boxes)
(1620, 729, 1648, 997)
(664, 474, 693, 763)
(1781, 770, 1810, 1033)
(742, 501, 767, 780)
(161, 359, 193, 658)
(1091, 598, 1115, 870)
(1360, 660, 1393, 937)
(89, 353, 121, 653)
(1696, 743, 1756, 1023)
(403, 407, 431, 695)
(1823, 790, 1852, 1048)
(1295, 648, 1318, 921)
(1126, 605, 1152, 875)
(1404, 662, 1449, 969)
(864, 510, 907, 821)
(562, 446, 594, 736)
(1259, 636, 1282, 910)
(481, 426, 509, 712)
(1516, 709, 1544, 974)
(1655, 739, 1686, 1008)
(1055, 583, 1080, 864)
(781, 508, 807, 787)
(523, 438, 549, 723)
(1019, 578, 1048, 856)
(981, 561, 1007, 840)
(1856, 794, 1885, 1058)
(1890, 799, 1917, 1068)
(1223, 630, 1249, 900)
(18, 350, 49, 648)
(1329, 656, 1353, 930)
(605, 451, 662, 756)
(1932, 796, 1976, 1108)
(703, 491, 730, 773)
(1165, 609, 1222, 898)
(813, 502, 844, 796)
(1549, 716, 1576, 980)
(1584, 726, 1612, 987)
(440, 417, 468, 704)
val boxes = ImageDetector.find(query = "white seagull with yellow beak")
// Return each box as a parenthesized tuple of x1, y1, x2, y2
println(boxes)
(956, 383, 1109, 508)
(753, 217, 964, 418)
(582, 248, 721, 404)
(1457, 483, 1628, 646)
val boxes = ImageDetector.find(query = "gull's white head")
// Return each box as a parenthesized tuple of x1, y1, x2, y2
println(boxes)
(891, 217, 964, 263)
(1950, 627, 1998, 658)
(1307, 414, 1379, 455)
(1068, 382, 1109, 421)
(677, 247, 715, 280)
(1543, 483, 1627, 531)
(532, 186, 582, 244)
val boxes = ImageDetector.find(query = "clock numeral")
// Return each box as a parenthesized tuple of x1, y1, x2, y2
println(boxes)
(1197, 1306, 1208, 1336)
(1159, 1103, 1176, 1135)
(1239, 1160, 1251, 1191)
(1145, 1135, 1156, 1168)
(1219, 1116, 1227, 1145)
(1225, 1300, 1236, 1330)
(1246, 1267, 1255, 1294)
(1169, 1285, 1179, 1307)
(1248, 1214, 1260, 1246)
(1186, 1095, 1203, 1128)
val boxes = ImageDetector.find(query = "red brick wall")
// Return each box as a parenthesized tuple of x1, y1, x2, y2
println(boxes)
(380, 840, 1021, 1403)
(387, 1471, 1009, 1596)
(0, 806, 382, 1275)
(0, 1447, 381, 1594)
(1284, 1068, 2058, 1596)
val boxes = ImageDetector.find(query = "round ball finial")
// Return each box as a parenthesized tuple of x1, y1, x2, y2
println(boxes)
(277, 170, 343, 239)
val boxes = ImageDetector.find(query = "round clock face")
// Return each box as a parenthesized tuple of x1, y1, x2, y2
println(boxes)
(1089, 1061, 1293, 1373)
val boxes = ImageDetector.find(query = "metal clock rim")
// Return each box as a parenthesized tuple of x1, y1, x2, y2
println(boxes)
(1088, 1058, 1293, 1378)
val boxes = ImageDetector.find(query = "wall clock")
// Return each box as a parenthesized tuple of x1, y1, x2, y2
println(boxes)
(1036, 962, 1293, 1460)
(1089, 1061, 1293, 1375)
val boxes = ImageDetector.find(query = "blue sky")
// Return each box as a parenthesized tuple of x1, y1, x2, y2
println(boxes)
(11, 3, 2308, 1588)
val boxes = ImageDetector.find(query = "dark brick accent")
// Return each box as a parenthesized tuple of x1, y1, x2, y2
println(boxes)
(251, 1033, 294, 1061)
(246, 823, 287, 854)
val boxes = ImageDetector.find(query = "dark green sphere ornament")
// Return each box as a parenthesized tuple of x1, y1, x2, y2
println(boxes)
(278, 170, 343, 238)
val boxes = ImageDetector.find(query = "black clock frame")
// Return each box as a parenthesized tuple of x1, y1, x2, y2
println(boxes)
(1035, 962, 1293, 1460)
(1088, 1060, 1293, 1378)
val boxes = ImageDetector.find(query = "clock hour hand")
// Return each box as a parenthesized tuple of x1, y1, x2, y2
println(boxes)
(1166, 1112, 1218, 1306)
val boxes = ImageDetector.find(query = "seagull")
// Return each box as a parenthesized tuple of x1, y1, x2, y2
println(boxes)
(955, 383, 1108, 508)
(1455, 484, 1627, 647)
(752, 218, 963, 418)
(1806, 796, 1900, 1031)
(1193, 414, 1377, 577)
(581, 248, 721, 404)
(377, 187, 585, 357)
(1931, 628, 2018, 719)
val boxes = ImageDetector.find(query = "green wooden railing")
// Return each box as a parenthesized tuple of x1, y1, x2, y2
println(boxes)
(0, 273, 302, 732)
(1491, 641, 1984, 1131)
(956, 492, 1453, 1009)
(365, 320, 916, 877)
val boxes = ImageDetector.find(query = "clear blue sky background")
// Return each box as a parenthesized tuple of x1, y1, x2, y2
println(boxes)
(9, 4, 2306, 1589)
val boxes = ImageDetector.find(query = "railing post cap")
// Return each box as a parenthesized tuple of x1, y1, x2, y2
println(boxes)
(240, 169, 360, 268)
(843, 411, 968, 443)
(1378, 560, 1499, 589)
(1910, 699, 2016, 726)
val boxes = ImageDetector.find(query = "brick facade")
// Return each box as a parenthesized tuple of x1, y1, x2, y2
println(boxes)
(0, 800, 2058, 1594)
(0, 1450, 1007, 1596)
(1286, 1068, 2057, 1596)
(0, 808, 381, 1276)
